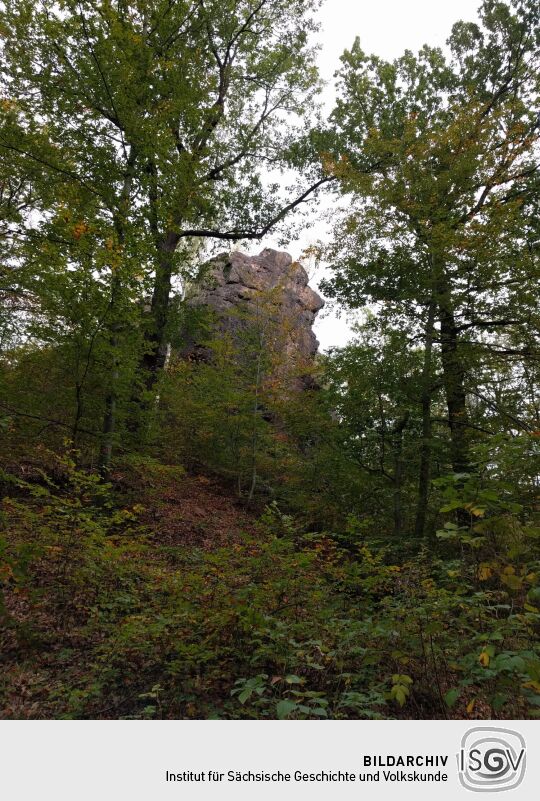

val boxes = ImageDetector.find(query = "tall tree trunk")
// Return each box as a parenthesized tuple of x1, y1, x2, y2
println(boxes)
(98, 272, 123, 476)
(98, 146, 136, 475)
(140, 232, 179, 393)
(415, 301, 436, 537)
(392, 410, 410, 538)
(99, 333, 118, 477)
(438, 300, 470, 474)
(247, 321, 266, 505)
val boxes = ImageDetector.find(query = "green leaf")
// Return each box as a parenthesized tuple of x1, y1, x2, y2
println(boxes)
(444, 688, 460, 708)
(440, 501, 462, 512)
(284, 674, 304, 684)
(238, 689, 252, 704)
(393, 687, 407, 707)
(276, 699, 297, 719)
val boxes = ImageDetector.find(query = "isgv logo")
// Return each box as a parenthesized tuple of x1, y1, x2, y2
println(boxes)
(458, 727, 526, 792)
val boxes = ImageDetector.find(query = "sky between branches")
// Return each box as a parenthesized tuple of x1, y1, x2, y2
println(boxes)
(260, 0, 484, 351)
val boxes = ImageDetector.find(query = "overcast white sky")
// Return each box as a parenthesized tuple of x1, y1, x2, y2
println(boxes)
(262, 0, 483, 351)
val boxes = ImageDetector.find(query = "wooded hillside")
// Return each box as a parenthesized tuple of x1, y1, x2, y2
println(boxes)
(1, 0, 539, 720)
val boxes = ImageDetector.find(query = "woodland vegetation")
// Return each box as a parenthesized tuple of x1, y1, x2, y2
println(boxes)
(1, 0, 540, 719)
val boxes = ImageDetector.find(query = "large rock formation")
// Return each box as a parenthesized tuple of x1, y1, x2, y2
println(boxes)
(184, 248, 324, 382)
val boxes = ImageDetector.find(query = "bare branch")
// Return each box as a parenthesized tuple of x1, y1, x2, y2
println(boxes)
(176, 175, 335, 241)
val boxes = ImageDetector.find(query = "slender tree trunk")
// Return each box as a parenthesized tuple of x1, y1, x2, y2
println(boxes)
(247, 347, 263, 504)
(439, 304, 470, 473)
(392, 410, 410, 538)
(248, 308, 266, 504)
(72, 380, 84, 452)
(99, 333, 119, 477)
(415, 301, 436, 537)
(98, 273, 123, 476)
(98, 146, 136, 475)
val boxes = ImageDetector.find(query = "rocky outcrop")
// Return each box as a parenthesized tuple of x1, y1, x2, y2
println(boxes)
(184, 248, 324, 382)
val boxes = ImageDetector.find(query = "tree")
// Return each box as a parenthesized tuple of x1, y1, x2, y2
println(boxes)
(0, 0, 331, 469)
(323, 0, 540, 490)
(323, 316, 443, 538)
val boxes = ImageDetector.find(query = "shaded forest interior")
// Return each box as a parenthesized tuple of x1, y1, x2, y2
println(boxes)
(1, 0, 540, 719)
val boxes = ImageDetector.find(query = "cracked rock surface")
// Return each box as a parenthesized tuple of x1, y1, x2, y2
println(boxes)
(185, 249, 324, 370)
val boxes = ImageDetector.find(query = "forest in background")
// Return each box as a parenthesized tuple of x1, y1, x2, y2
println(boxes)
(1, 0, 540, 720)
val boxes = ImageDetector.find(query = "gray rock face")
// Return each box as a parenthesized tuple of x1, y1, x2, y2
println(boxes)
(185, 248, 324, 380)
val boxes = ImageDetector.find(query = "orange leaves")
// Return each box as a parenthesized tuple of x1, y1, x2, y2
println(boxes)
(72, 221, 89, 240)
(320, 151, 349, 178)
(477, 563, 493, 581)
(0, 562, 14, 582)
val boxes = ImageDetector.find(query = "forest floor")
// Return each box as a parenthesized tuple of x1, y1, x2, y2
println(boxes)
(1, 463, 261, 719)
(124, 469, 258, 551)
(0, 455, 533, 720)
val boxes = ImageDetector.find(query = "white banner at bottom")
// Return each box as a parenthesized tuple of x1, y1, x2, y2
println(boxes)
(1, 720, 538, 800)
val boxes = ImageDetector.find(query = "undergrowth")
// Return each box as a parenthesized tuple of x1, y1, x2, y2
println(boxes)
(1, 455, 539, 720)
